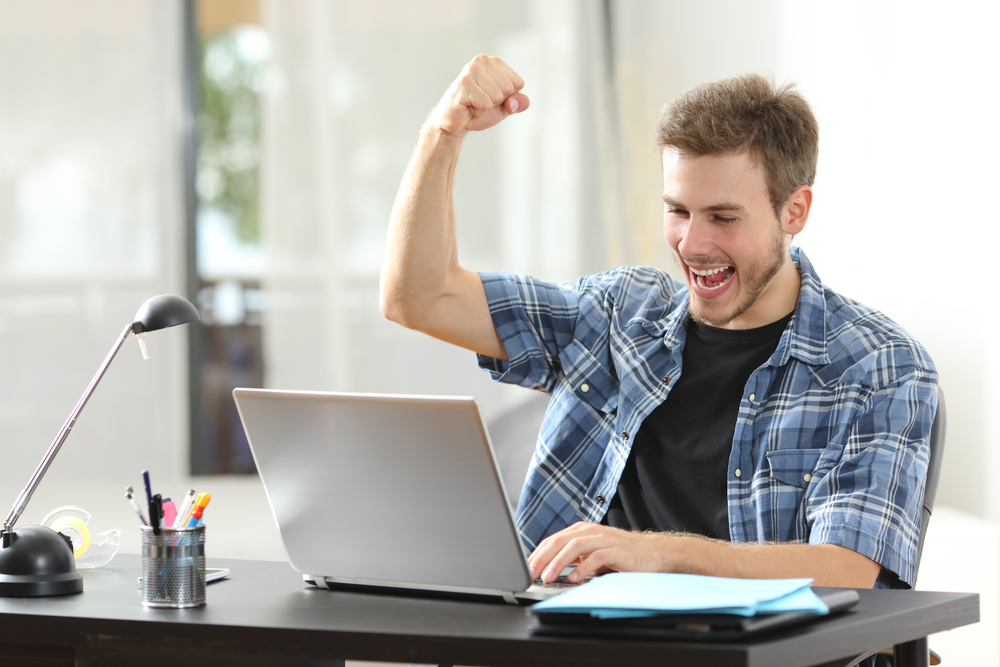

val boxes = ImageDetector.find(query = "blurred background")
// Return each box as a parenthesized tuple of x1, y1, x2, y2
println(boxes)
(1, 0, 997, 662)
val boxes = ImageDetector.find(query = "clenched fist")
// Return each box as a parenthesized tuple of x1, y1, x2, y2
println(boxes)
(429, 54, 530, 134)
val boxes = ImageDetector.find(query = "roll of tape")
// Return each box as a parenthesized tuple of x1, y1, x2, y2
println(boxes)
(49, 515, 91, 558)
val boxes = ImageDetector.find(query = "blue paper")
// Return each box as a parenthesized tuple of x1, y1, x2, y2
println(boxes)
(532, 572, 829, 618)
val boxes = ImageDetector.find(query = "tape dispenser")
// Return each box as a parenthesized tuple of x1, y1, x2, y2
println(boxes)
(41, 506, 121, 569)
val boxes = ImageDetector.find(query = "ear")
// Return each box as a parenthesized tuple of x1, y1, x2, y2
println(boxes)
(782, 185, 812, 236)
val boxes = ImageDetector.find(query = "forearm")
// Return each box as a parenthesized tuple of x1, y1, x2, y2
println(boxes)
(661, 535, 881, 588)
(380, 123, 467, 328)
(532, 523, 882, 589)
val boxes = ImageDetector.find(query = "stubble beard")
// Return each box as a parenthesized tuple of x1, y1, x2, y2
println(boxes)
(685, 230, 788, 328)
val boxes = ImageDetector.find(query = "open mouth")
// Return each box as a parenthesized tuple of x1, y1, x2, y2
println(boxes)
(690, 266, 735, 291)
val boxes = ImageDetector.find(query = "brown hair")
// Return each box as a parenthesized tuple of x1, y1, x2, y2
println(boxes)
(654, 73, 818, 218)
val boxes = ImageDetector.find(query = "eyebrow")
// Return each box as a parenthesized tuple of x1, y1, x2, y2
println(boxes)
(662, 196, 746, 213)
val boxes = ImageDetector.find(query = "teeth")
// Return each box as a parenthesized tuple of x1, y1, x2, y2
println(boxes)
(690, 266, 731, 276)
(695, 271, 734, 291)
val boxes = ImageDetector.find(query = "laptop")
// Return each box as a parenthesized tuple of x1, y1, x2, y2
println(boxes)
(232, 388, 567, 604)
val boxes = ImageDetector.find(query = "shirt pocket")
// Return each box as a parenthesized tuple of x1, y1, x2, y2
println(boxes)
(766, 448, 825, 488)
(558, 340, 619, 414)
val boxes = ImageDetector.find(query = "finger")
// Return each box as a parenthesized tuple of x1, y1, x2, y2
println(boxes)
(491, 55, 525, 93)
(528, 522, 591, 579)
(571, 547, 622, 582)
(458, 73, 500, 118)
(468, 66, 510, 113)
(478, 55, 522, 98)
(540, 534, 614, 583)
(505, 92, 529, 115)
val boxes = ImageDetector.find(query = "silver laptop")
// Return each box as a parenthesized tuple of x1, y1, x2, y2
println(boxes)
(233, 388, 568, 604)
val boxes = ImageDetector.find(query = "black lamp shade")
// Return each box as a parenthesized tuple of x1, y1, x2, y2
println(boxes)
(0, 526, 82, 596)
(132, 294, 200, 334)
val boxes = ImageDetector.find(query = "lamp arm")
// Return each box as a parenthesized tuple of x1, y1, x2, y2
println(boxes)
(2, 323, 135, 534)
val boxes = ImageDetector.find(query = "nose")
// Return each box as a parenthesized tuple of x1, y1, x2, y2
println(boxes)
(674, 216, 716, 262)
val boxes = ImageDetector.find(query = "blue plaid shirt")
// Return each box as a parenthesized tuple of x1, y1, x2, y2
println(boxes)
(477, 247, 937, 588)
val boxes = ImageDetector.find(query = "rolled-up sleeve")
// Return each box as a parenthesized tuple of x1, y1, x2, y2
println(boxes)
(805, 367, 938, 588)
(476, 272, 582, 391)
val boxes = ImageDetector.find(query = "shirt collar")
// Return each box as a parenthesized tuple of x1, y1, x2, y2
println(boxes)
(637, 285, 690, 347)
(648, 247, 831, 367)
(775, 246, 831, 367)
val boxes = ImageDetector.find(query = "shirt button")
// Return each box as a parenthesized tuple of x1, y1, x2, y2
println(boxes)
(621, 431, 629, 440)
(735, 468, 742, 478)
(803, 473, 812, 483)
(596, 494, 606, 504)
(581, 383, 590, 393)
(661, 376, 670, 384)
(748, 393, 756, 402)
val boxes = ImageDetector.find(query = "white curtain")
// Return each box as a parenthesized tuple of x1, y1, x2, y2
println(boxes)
(0, 1, 189, 485)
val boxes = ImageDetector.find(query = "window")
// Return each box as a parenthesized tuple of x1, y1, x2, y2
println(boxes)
(189, 0, 267, 474)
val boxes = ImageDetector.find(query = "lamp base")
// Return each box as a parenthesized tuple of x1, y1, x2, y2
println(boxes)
(0, 525, 83, 597)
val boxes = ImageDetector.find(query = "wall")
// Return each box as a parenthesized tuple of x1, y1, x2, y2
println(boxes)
(777, 0, 1000, 523)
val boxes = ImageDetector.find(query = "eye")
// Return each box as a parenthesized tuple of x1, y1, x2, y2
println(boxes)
(714, 215, 737, 224)
(667, 207, 689, 217)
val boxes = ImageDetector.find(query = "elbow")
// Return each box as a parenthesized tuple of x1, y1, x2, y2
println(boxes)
(379, 291, 406, 326)
(378, 267, 405, 325)
(379, 287, 419, 330)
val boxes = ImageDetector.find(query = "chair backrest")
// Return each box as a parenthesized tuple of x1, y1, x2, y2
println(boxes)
(914, 386, 946, 579)
(486, 392, 550, 513)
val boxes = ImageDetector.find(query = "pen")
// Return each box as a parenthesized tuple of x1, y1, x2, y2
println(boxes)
(142, 470, 154, 511)
(184, 504, 206, 528)
(182, 492, 210, 527)
(150, 494, 163, 536)
(183, 493, 211, 528)
(125, 487, 149, 526)
(172, 489, 197, 529)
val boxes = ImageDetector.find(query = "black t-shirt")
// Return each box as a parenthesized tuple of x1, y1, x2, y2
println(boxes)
(602, 313, 793, 539)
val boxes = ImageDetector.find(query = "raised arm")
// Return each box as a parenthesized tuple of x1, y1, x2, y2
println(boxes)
(380, 55, 530, 359)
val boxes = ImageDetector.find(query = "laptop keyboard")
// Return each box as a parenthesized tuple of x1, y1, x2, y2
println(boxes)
(533, 571, 578, 590)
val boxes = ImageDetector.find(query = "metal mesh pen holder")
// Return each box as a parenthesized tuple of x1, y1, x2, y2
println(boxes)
(140, 525, 206, 608)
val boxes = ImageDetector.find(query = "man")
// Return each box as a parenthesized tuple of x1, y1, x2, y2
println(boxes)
(380, 55, 937, 594)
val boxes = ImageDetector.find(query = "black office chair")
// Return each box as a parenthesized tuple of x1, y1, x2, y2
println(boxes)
(844, 387, 947, 667)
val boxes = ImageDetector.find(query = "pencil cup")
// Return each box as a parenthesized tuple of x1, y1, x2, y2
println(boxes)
(140, 525, 206, 608)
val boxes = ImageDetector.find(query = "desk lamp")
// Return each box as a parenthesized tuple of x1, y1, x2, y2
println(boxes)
(0, 294, 199, 597)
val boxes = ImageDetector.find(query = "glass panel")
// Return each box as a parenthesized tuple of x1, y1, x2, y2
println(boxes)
(191, 1, 267, 474)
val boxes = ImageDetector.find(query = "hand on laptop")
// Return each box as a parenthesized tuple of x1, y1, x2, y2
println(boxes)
(528, 521, 885, 588)
(528, 522, 679, 584)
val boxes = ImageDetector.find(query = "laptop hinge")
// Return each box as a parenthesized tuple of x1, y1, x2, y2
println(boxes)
(501, 591, 517, 605)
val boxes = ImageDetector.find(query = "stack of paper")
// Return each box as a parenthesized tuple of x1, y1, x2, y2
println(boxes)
(531, 573, 829, 619)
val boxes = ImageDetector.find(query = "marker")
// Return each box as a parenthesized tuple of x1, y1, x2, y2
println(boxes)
(162, 498, 177, 528)
(150, 494, 163, 535)
(183, 493, 211, 528)
(172, 489, 197, 529)
(182, 492, 210, 527)
(125, 487, 149, 526)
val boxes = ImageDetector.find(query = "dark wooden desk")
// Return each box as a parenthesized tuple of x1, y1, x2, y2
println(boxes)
(0, 555, 979, 667)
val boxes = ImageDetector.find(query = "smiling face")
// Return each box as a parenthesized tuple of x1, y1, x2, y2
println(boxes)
(662, 150, 811, 329)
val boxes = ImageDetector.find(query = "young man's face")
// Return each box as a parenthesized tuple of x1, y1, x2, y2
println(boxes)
(662, 150, 802, 329)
